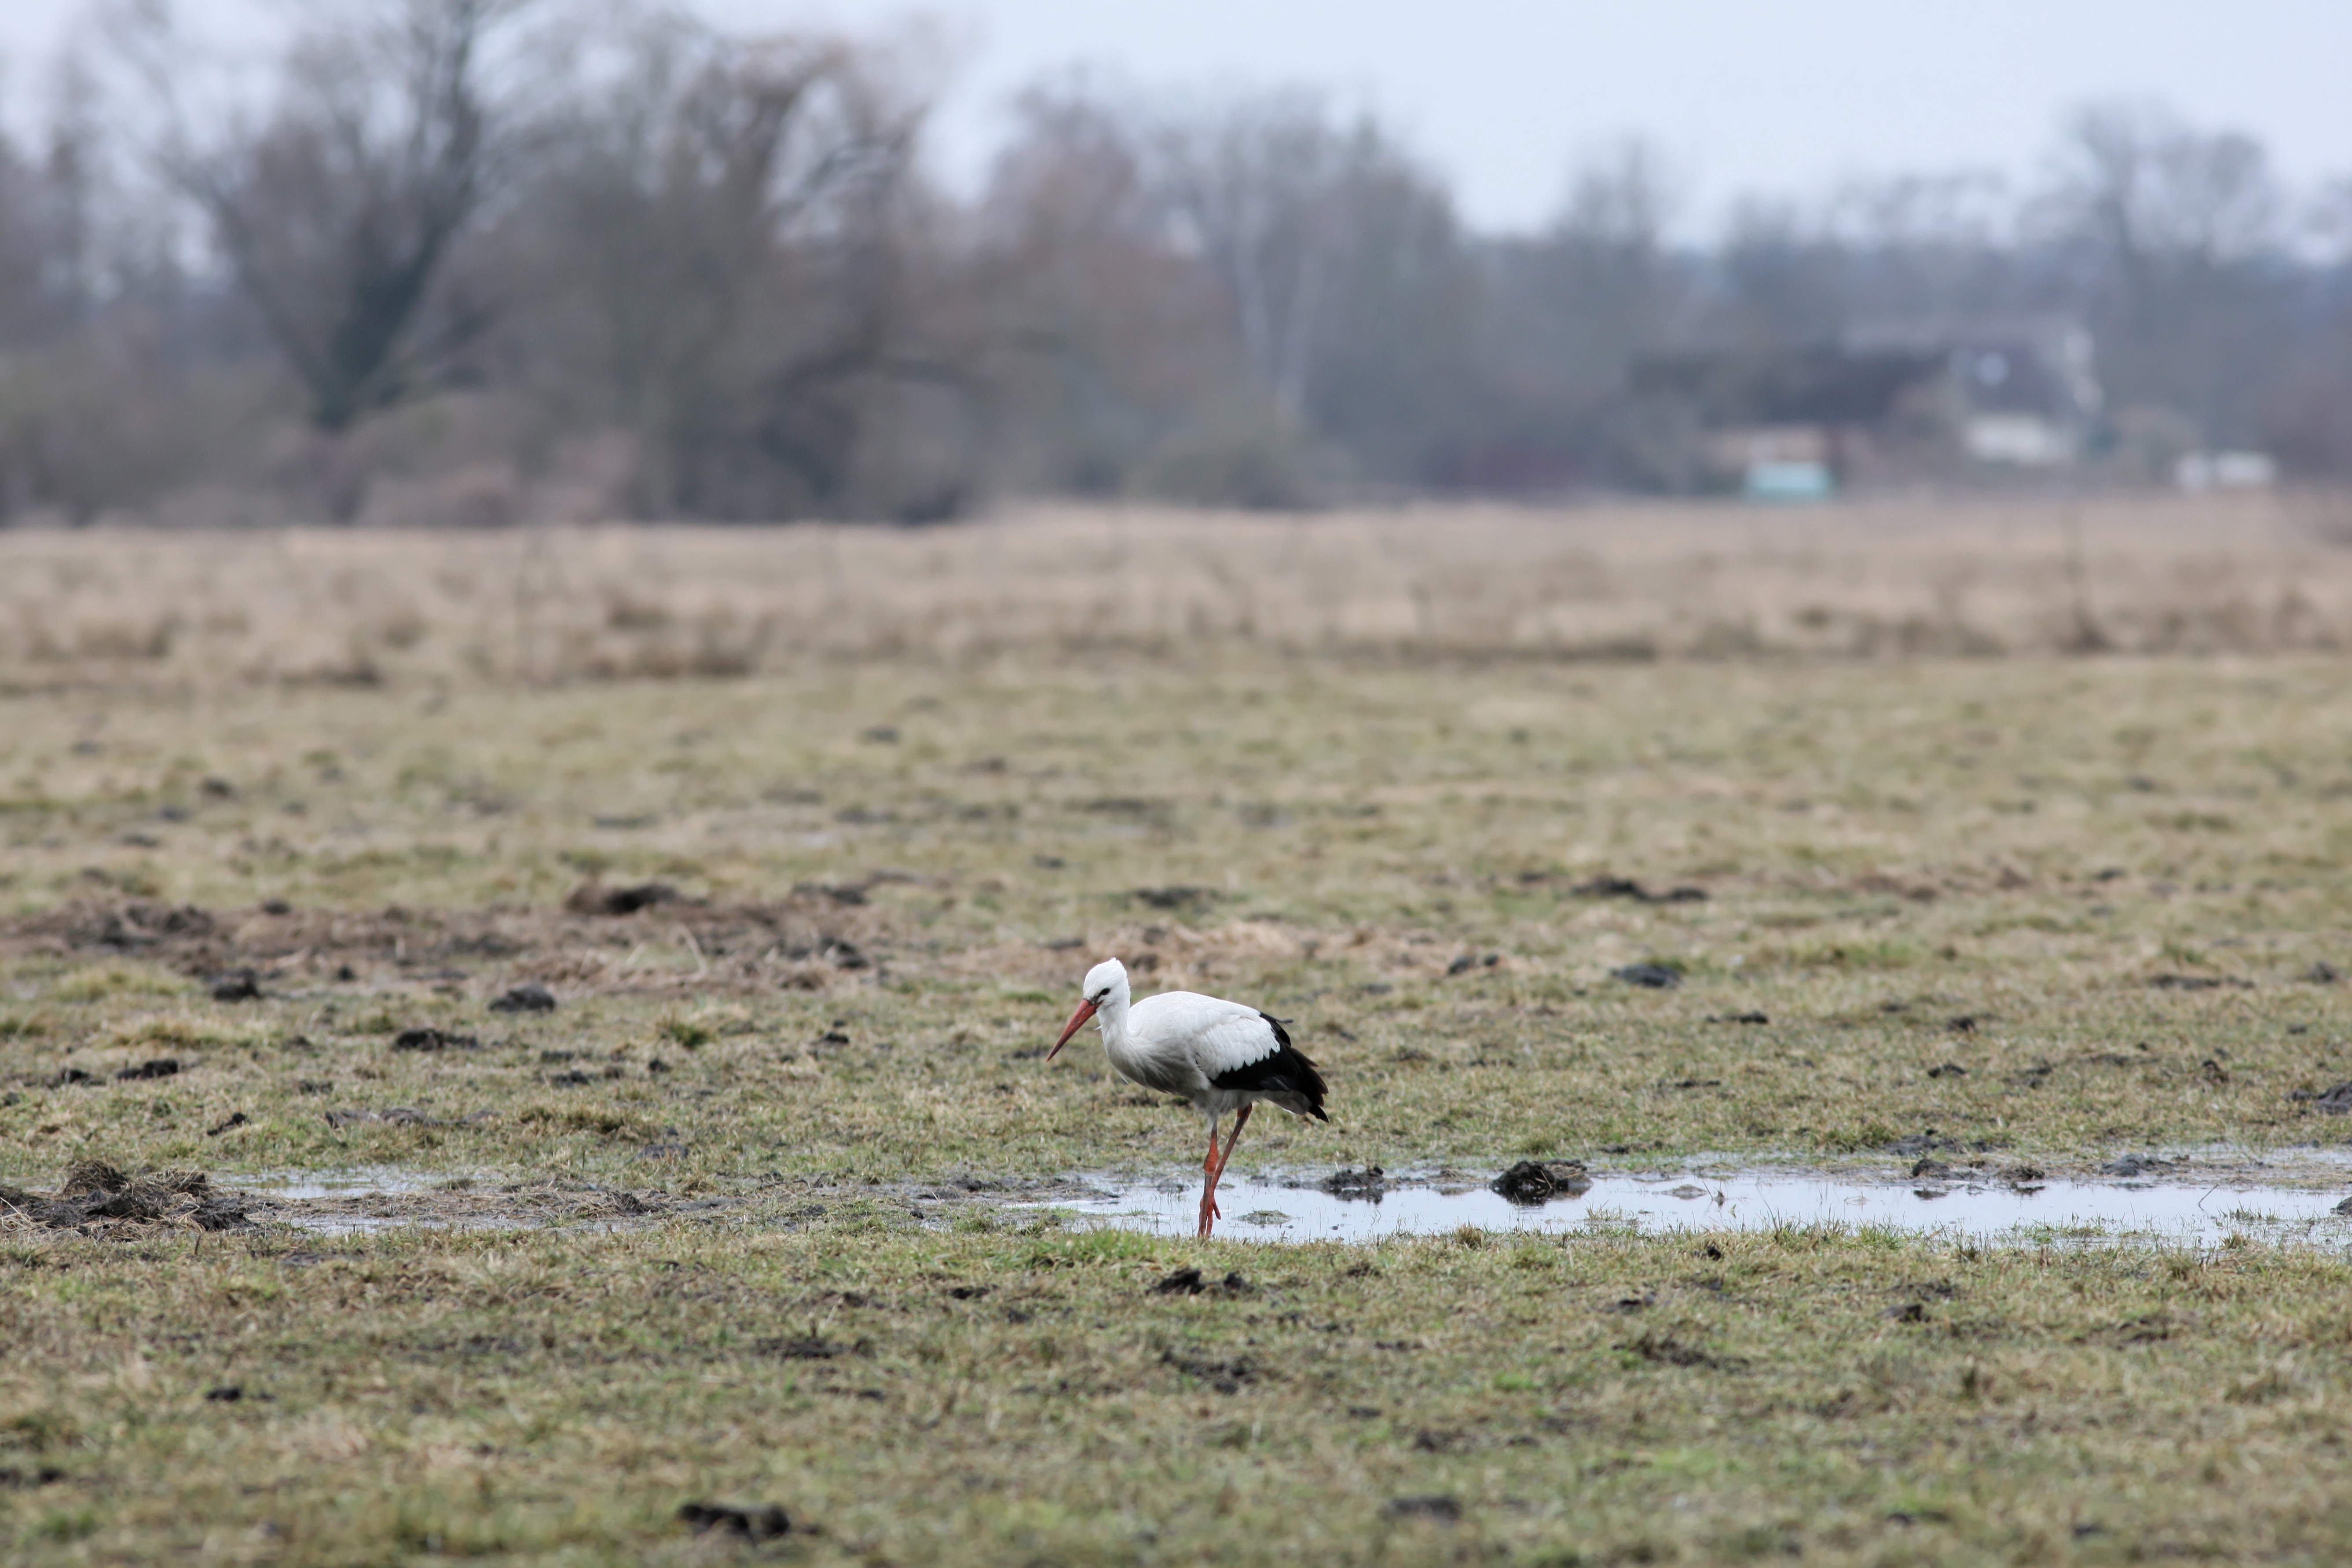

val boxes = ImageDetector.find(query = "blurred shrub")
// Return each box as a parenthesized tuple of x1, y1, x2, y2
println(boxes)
(1130, 402, 1333, 511)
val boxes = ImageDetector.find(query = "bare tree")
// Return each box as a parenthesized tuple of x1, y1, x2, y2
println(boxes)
(128, 0, 531, 433)
(0, 48, 267, 525)
(2044, 101, 2279, 265)
(974, 77, 1231, 492)
(506, 20, 952, 517)
(1284, 132, 1485, 485)
(1712, 199, 1852, 349)
(0, 55, 104, 346)
(1559, 137, 1680, 253)
(1823, 169, 2030, 330)
(1449, 139, 1696, 491)
(2035, 100, 2291, 443)
(2311, 178, 2352, 261)
(1103, 87, 1504, 501)
(1150, 90, 1386, 418)
(1521, 138, 1686, 389)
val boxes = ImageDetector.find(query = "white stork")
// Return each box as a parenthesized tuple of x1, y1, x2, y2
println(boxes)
(1048, 957, 1329, 1238)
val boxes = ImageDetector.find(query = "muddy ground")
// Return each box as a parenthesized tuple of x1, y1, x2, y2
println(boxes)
(1, 884, 885, 999)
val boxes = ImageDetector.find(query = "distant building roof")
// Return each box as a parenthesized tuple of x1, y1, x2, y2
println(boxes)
(1856, 319, 2104, 424)
(1628, 346, 1946, 429)
(1628, 322, 2104, 455)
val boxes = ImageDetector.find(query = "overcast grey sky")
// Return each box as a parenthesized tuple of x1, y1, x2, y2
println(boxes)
(6, 0, 2348, 231)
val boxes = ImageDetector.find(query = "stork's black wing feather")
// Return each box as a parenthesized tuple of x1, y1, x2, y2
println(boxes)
(1209, 1013, 1329, 1120)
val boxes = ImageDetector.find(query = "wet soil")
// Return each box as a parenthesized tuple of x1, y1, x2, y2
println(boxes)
(0, 1161, 735, 1238)
(0, 889, 893, 999)
(235, 1174, 708, 1235)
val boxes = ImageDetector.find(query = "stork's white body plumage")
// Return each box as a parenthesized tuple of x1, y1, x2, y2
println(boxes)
(1049, 957, 1329, 1237)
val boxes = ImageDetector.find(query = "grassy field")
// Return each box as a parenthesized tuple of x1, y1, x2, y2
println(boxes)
(4, 652, 2349, 1184)
(9, 1220, 2352, 1566)
(4, 511, 2352, 1563)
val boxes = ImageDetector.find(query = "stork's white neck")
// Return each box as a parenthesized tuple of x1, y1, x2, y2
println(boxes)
(1092, 978, 1135, 1053)
(1093, 975, 1187, 1095)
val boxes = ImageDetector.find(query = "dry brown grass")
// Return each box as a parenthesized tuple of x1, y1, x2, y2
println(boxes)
(3, 493, 2349, 690)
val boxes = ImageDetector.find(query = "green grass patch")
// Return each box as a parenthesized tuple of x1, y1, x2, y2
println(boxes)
(1, 1220, 2348, 1564)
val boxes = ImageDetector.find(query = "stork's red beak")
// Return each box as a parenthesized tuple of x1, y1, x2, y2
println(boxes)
(1048, 998, 1098, 1060)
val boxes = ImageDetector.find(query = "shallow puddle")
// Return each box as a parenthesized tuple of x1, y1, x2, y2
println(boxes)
(1031, 1169, 2352, 1248)
(203, 1161, 2352, 1247)
(227, 1167, 445, 1202)
(225, 1168, 520, 1235)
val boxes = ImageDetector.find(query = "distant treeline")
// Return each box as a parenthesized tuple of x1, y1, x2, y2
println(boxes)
(0, 0, 2348, 524)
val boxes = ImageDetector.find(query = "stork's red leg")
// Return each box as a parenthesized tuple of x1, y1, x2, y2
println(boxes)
(1198, 1105, 1253, 1240)
(1216, 1104, 1253, 1181)
(1198, 1117, 1223, 1238)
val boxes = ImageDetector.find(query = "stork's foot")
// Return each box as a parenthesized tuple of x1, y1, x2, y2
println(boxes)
(1197, 1193, 1220, 1238)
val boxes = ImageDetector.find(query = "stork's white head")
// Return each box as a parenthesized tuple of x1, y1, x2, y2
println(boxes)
(1048, 957, 1130, 1059)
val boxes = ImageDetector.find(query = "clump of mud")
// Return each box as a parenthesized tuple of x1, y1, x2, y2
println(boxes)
(1321, 1166, 1388, 1199)
(566, 881, 677, 916)
(1491, 1160, 1591, 1205)
(1150, 1266, 1253, 1297)
(0, 1161, 253, 1232)
(678, 1502, 794, 1542)
(489, 983, 557, 1014)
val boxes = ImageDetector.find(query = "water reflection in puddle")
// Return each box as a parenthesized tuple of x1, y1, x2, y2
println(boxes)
(225, 1168, 484, 1235)
(226, 1167, 445, 1202)
(1030, 1170, 2352, 1247)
